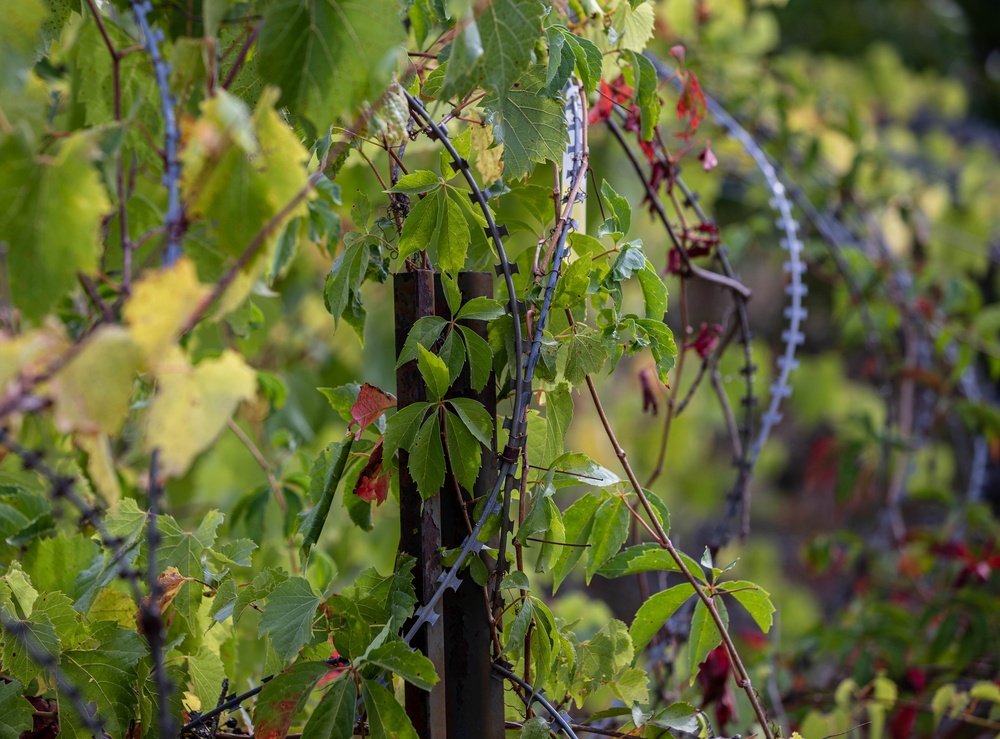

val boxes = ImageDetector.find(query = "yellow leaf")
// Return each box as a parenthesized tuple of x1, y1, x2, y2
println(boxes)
(77, 434, 122, 512)
(48, 326, 142, 435)
(125, 258, 209, 366)
(89, 587, 138, 629)
(471, 123, 504, 183)
(616, 2, 655, 52)
(0, 322, 69, 393)
(145, 348, 257, 477)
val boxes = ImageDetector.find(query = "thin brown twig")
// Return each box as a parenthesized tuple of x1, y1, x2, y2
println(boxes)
(566, 307, 775, 739)
(226, 419, 286, 514)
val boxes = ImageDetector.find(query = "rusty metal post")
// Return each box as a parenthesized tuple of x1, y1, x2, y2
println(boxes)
(394, 270, 447, 739)
(435, 273, 505, 739)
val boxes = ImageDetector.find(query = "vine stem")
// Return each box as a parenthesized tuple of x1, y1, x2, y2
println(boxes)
(566, 311, 774, 739)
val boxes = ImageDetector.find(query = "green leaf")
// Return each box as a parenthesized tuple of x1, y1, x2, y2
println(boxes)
(435, 192, 472, 274)
(612, 1, 654, 51)
(253, 661, 331, 739)
(719, 580, 775, 633)
(485, 68, 568, 182)
(0, 615, 58, 687)
(541, 383, 573, 467)
(209, 576, 238, 623)
(543, 26, 576, 96)
(409, 412, 445, 499)
(503, 598, 533, 656)
(635, 318, 677, 382)
(578, 618, 633, 690)
(62, 623, 146, 738)
(188, 645, 227, 715)
(362, 677, 419, 739)
(548, 452, 621, 488)
(302, 675, 357, 739)
(455, 297, 506, 321)
(552, 254, 593, 308)
(598, 543, 703, 581)
(445, 397, 494, 446)
(553, 493, 599, 592)
(625, 50, 661, 140)
(0, 679, 33, 739)
(212, 538, 258, 568)
(444, 410, 483, 493)
(520, 717, 550, 739)
(397, 190, 438, 262)
(0, 134, 108, 321)
(442, 0, 543, 99)
(364, 634, 439, 690)
(417, 344, 450, 401)
(586, 495, 629, 583)
(324, 242, 368, 327)
(458, 325, 493, 392)
(565, 331, 608, 384)
(554, 27, 602, 95)
(301, 435, 354, 560)
(383, 402, 431, 460)
(258, 577, 322, 662)
(688, 598, 728, 682)
(612, 666, 650, 705)
(629, 583, 695, 652)
(157, 510, 223, 627)
(500, 571, 530, 591)
(256, 0, 405, 125)
(649, 702, 703, 735)
(386, 170, 442, 195)
(600, 180, 632, 238)
(637, 262, 667, 319)
(439, 328, 466, 384)
(396, 316, 448, 366)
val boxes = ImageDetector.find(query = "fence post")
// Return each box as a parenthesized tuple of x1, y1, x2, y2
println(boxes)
(394, 270, 448, 739)
(435, 272, 505, 739)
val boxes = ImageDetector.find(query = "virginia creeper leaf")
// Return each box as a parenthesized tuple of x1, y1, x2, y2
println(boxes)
(629, 583, 695, 653)
(688, 598, 728, 683)
(350, 383, 397, 439)
(417, 345, 450, 401)
(364, 634, 439, 690)
(362, 677, 419, 739)
(586, 495, 629, 583)
(383, 402, 431, 460)
(719, 580, 775, 633)
(408, 412, 445, 499)
(302, 675, 357, 739)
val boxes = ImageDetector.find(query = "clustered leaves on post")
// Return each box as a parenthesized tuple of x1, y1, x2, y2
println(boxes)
(1, 0, 998, 738)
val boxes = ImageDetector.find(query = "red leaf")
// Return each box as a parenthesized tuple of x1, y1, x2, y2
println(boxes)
(350, 384, 396, 440)
(676, 71, 707, 141)
(686, 323, 723, 359)
(353, 439, 389, 505)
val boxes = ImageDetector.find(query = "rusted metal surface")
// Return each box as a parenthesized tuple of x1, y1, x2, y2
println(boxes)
(394, 270, 447, 739)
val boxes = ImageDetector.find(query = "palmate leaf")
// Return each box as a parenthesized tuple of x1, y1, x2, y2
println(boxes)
(552, 493, 599, 593)
(188, 645, 227, 715)
(444, 410, 482, 493)
(61, 622, 146, 739)
(585, 495, 629, 583)
(629, 583, 695, 653)
(0, 679, 33, 739)
(302, 675, 356, 739)
(157, 509, 224, 627)
(719, 580, 775, 633)
(0, 133, 108, 322)
(688, 598, 728, 683)
(364, 633, 439, 690)
(253, 661, 331, 739)
(258, 577, 322, 663)
(256, 0, 405, 126)
(409, 412, 445, 500)
(484, 68, 568, 182)
(362, 677, 419, 739)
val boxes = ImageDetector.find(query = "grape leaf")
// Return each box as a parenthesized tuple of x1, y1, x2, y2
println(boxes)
(520, 717, 550, 739)
(0, 133, 108, 321)
(253, 661, 331, 739)
(188, 645, 227, 714)
(565, 331, 608, 385)
(629, 583, 695, 652)
(144, 348, 257, 477)
(62, 622, 145, 738)
(484, 68, 568, 182)
(256, 0, 405, 125)
(0, 679, 33, 739)
(209, 576, 238, 623)
(124, 258, 209, 366)
(258, 577, 322, 662)
(49, 326, 141, 435)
